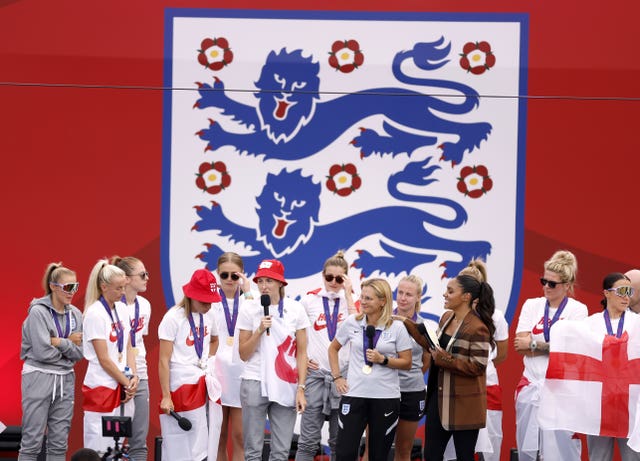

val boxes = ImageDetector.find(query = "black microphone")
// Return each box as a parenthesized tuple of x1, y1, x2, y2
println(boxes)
(169, 410, 192, 431)
(261, 294, 271, 336)
(365, 325, 375, 365)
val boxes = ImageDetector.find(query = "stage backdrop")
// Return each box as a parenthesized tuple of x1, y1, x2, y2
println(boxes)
(1, 1, 638, 460)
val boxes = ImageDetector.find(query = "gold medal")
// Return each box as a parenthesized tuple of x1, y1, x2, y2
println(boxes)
(226, 336, 234, 346)
(118, 352, 123, 363)
(362, 364, 372, 375)
(132, 347, 139, 357)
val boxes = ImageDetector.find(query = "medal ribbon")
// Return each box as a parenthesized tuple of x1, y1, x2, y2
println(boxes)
(49, 308, 70, 338)
(99, 296, 124, 355)
(187, 312, 205, 360)
(219, 287, 239, 337)
(362, 326, 382, 366)
(322, 297, 340, 341)
(604, 309, 625, 338)
(543, 296, 569, 342)
(277, 298, 284, 318)
(122, 295, 140, 348)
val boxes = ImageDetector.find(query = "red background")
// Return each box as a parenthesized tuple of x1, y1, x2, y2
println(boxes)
(1, 1, 638, 459)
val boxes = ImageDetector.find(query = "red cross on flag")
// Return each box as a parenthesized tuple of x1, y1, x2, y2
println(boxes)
(538, 315, 640, 441)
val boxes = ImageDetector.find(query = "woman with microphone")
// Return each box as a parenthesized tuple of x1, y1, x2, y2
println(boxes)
(328, 278, 412, 461)
(237, 259, 309, 461)
(158, 268, 221, 461)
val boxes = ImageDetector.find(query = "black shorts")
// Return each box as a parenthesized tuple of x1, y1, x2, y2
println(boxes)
(399, 389, 427, 421)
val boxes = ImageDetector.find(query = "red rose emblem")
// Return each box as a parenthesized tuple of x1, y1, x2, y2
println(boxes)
(326, 163, 362, 197)
(195, 161, 231, 194)
(197, 37, 234, 71)
(457, 165, 493, 198)
(328, 39, 364, 73)
(459, 41, 496, 75)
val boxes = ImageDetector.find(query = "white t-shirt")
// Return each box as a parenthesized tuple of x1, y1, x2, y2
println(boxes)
(124, 295, 151, 380)
(83, 299, 131, 389)
(585, 310, 640, 337)
(211, 291, 248, 407)
(236, 297, 310, 380)
(158, 306, 218, 369)
(301, 288, 350, 372)
(335, 314, 413, 399)
(516, 296, 588, 382)
(486, 308, 509, 387)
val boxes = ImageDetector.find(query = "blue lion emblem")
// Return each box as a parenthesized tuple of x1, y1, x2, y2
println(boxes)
(193, 157, 491, 279)
(194, 37, 491, 166)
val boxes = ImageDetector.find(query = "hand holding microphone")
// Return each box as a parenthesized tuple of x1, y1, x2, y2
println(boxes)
(169, 410, 192, 431)
(260, 294, 271, 336)
(365, 325, 375, 366)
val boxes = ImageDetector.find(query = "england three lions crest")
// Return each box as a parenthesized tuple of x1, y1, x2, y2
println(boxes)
(162, 9, 528, 323)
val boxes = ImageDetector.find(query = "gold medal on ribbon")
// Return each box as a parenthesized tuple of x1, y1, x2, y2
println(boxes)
(362, 364, 372, 375)
(227, 336, 234, 346)
(118, 352, 123, 363)
(132, 347, 139, 357)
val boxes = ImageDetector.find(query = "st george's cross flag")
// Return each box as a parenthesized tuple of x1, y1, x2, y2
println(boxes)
(538, 316, 640, 441)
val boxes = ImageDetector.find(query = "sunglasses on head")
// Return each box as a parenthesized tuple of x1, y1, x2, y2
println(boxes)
(219, 272, 240, 281)
(540, 278, 564, 289)
(52, 282, 79, 294)
(324, 274, 344, 284)
(607, 286, 635, 298)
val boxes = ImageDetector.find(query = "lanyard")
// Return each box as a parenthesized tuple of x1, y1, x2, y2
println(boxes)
(604, 309, 625, 338)
(219, 288, 240, 337)
(322, 297, 340, 341)
(122, 295, 140, 348)
(99, 296, 124, 354)
(187, 311, 205, 359)
(543, 296, 568, 342)
(49, 308, 70, 338)
(362, 326, 382, 366)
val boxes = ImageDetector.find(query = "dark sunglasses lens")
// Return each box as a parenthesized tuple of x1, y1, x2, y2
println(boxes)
(220, 272, 239, 281)
(540, 278, 557, 288)
(325, 274, 344, 283)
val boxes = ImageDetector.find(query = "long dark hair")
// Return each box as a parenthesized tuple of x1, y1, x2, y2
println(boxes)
(456, 274, 496, 345)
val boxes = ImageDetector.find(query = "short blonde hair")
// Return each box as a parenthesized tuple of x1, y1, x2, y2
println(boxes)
(356, 278, 394, 328)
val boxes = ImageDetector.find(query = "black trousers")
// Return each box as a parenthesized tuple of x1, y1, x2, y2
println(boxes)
(424, 394, 479, 461)
(335, 396, 400, 461)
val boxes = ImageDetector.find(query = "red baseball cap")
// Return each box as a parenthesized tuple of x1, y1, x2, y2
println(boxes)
(183, 269, 222, 303)
(253, 259, 288, 286)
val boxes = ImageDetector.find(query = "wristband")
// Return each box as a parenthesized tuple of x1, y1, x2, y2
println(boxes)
(332, 375, 343, 382)
(298, 384, 306, 390)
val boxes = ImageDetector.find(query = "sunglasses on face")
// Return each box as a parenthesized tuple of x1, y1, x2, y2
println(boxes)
(52, 282, 79, 294)
(324, 274, 344, 284)
(540, 278, 564, 289)
(132, 271, 150, 280)
(607, 286, 635, 298)
(219, 272, 240, 281)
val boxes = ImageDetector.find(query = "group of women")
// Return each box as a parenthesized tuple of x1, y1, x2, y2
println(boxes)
(18, 247, 640, 461)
